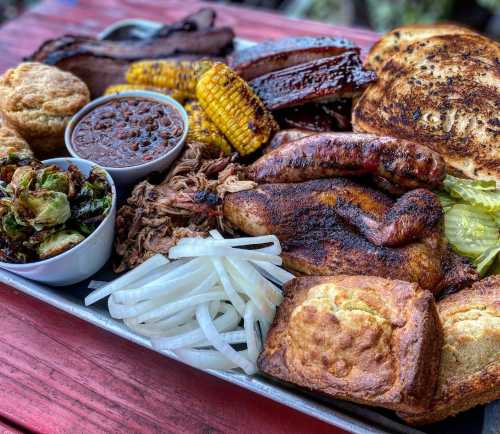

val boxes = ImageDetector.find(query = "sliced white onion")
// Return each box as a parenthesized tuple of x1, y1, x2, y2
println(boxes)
(169, 244, 282, 265)
(196, 302, 256, 375)
(85, 254, 169, 305)
(174, 348, 242, 370)
(92, 233, 290, 375)
(108, 294, 174, 319)
(252, 260, 295, 286)
(193, 330, 247, 348)
(112, 263, 211, 304)
(244, 302, 261, 364)
(211, 256, 246, 316)
(152, 303, 240, 350)
(135, 291, 230, 323)
(88, 280, 107, 290)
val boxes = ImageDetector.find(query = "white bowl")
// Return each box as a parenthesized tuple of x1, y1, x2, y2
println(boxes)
(0, 158, 117, 286)
(65, 91, 188, 187)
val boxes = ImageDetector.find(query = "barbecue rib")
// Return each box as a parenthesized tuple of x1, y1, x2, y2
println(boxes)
(224, 179, 477, 294)
(228, 36, 356, 80)
(250, 52, 375, 110)
(247, 132, 446, 190)
(274, 100, 352, 132)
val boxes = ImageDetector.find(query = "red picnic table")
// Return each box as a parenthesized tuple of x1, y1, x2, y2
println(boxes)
(0, 1, 378, 432)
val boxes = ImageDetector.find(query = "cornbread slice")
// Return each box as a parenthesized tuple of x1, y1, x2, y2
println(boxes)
(399, 276, 500, 425)
(258, 275, 442, 414)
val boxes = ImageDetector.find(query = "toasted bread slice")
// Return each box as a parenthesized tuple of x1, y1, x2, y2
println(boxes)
(365, 23, 476, 73)
(353, 34, 500, 181)
(399, 276, 500, 425)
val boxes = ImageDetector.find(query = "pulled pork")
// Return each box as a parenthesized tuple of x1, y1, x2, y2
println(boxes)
(114, 141, 255, 271)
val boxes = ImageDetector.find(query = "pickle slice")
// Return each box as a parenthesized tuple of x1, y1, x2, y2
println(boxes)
(444, 204, 499, 258)
(492, 211, 500, 227)
(473, 244, 500, 277)
(443, 176, 500, 212)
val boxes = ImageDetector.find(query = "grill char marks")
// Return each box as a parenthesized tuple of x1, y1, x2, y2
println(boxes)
(249, 51, 375, 110)
(228, 36, 356, 80)
(247, 132, 446, 190)
(353, 34, 500, 181)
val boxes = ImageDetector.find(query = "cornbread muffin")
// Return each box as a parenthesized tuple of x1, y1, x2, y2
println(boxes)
(400, 276, 500, 425)
(0, 113, 32, 160)
(258, 275, 442, 414)
(0, 62, 89, 157)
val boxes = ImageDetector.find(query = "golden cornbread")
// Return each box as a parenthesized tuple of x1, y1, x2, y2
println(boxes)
(0, 62, 89, 157)
(258, 275, 442, 414)
(400, 276, 500, 425)
(0, 114, 32, 160)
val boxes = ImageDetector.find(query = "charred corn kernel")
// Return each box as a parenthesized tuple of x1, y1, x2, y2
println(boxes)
(126, 60, 214, 99)
(103, 83, 186, 101)
(185, 102, 231, 155)
(196, 63, 278, 155)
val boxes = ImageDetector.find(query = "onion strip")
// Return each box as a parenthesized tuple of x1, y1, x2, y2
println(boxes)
(85, 254, 168, 305)
(196, 303, 256, 375)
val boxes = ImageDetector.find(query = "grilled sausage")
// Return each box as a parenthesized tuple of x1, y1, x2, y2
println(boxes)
(247, 132, 446, 190)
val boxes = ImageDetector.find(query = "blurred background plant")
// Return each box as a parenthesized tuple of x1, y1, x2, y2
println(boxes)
(1, 0, 499, 39)
(225, 0, 500, 38)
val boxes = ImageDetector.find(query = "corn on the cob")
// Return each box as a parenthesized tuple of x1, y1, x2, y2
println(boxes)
(196, 63, 278, 155)
(103, 84, 186, 102)
(126, 60, 213, 99)
(185, 102, 231, 155)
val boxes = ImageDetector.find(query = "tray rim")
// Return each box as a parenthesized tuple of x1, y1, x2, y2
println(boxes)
(0, 17, 489, 434)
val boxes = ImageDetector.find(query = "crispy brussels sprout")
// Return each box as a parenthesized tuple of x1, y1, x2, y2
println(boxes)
(37, 165, 69, 193)
(70, 167, 112, 225)
(2, 212, 25, 239)
(10, 166, 36, 195)
(19, 190, 71, 228)
(37, 230, 85, 259)
(0, 162, 111, 263)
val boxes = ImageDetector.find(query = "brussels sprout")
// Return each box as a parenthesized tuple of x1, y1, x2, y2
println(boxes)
(37, 166, 69, 193)
(37, 230, 85, 259)
(19, 190, 71, 228)
(10, 166, 35, 194)
(2, 212, 25, 239)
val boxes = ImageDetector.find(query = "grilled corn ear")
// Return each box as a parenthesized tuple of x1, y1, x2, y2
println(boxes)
(126, 60, 214, 99)
(103, 84, 186, 101)
(185, 102, 231, 155)
(196, 63, 278, 155)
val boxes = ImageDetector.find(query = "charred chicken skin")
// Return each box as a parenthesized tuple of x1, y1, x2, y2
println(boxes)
(224, 179, 477, 294)
(247, 132, 446, 190)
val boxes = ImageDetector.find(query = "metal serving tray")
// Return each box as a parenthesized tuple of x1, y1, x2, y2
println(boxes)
(0, 19, 496, 434)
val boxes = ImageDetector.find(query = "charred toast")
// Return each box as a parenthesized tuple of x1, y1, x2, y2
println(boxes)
(365, 23, 476, 73)
(353, 34, 500, 181)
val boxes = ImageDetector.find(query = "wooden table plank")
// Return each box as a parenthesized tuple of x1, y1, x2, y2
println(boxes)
(0, 285, 346, 434)
(0, 1, 380, 432)
(0, 419, 22, 434)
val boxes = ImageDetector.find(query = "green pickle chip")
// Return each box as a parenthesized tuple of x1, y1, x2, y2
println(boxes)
(444, 204, 499, 258)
